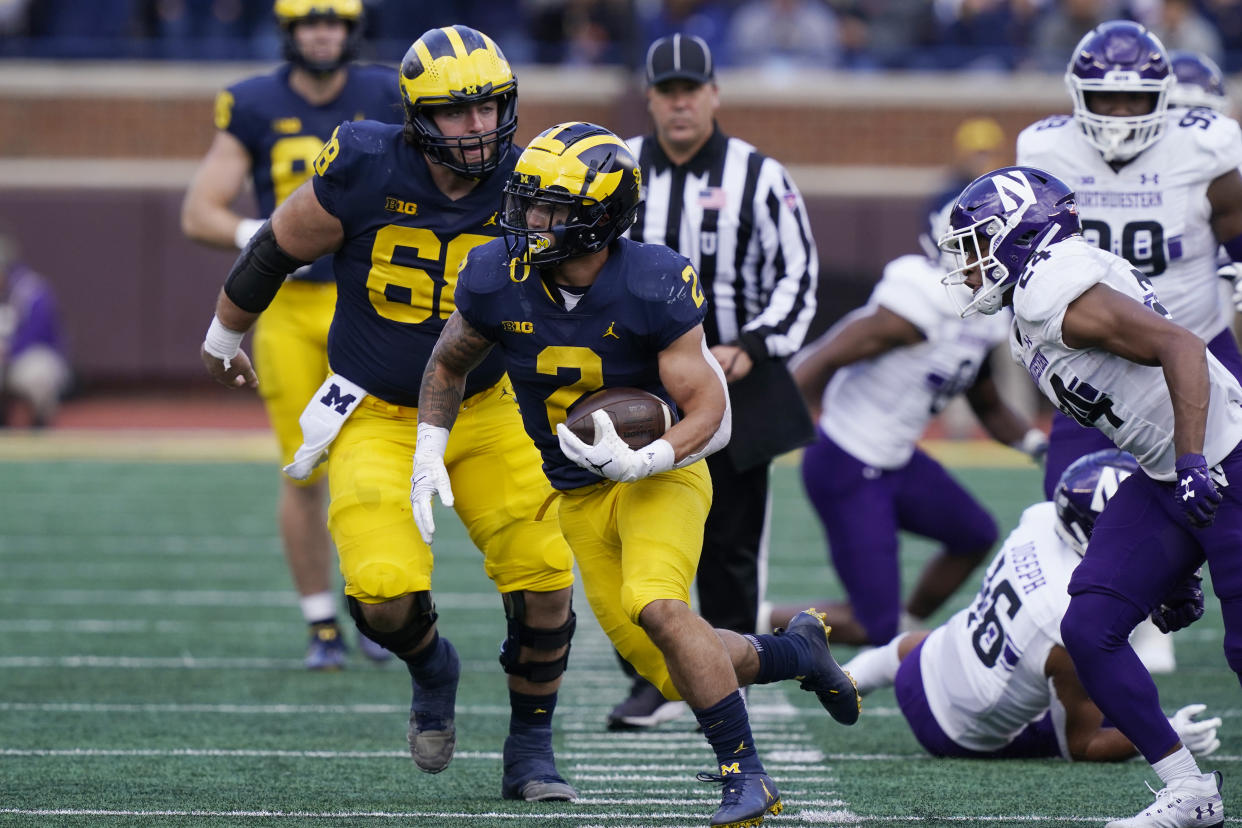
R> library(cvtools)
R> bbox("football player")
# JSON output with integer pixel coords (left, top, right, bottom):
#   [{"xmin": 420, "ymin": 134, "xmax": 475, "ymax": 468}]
[
  {"xmin": 198, "ymin": 26, "xmax": 580, "ymax": 803},
  {"xmin": 181, "ymin": 0, "xmax": 401, "ymax": 669},
  {"xmin": 939, "ymin": 165, "xmax": 1242, "ymax": 827},
  {"xmin": 1168, "ymin": 51, "xmax": 1229, "ymax": 114},
  {"xmin": 767, "ymin": 204, "xmax": 1045, "ymax": 646},
  {"xmin": 413, "ymin": 122, "xmax": 861, "ymax": 828},
  {"xmin": 1015, "ymin": 21, "xmax": 1242, "ymax": 503},
  {"xmin": 845, "ymin": 449, "xmax": 1222, "ymax": 764}
]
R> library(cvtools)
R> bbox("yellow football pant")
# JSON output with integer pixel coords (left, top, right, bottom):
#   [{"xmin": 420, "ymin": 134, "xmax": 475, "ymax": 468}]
[
  {"xmin": 555, "ymin": 462, "xmax": 712, "ymax": 701},
  {"xmin": 329, "ymin": 379, "xmax": 575, "ymax": 603}
]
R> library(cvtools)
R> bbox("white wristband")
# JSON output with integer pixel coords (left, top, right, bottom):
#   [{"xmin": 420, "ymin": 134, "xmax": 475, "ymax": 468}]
[
  {"xmin": 234, "ymin": 218, "xmax": 265, "ymax": 250},
  {"xmin": 1015, "ymin": 427, "xmax": 1049, "ymax": 460},
  {"xmin": 203, "ymin": 316, "xmax": 245, "ymax": 369},
  {"xmin": 642, "ymin": 438, "xmax": 677, "ymax": 476},
  {"xmin": 416, "ymin": 422, "xmax": 451, "ymax": 460}
]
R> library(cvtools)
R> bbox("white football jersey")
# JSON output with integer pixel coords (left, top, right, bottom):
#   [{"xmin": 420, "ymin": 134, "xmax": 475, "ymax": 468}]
[
  {"xmin": 821, "ymin": 255, "xmax": 1010, "ymax": 469},
  {"xmin": 1009, "ymin": 237, "xmax": 1242, "ymax": 480},
  {"xmin": 1017, "ymin": 108, "xmax": 1242, "ymax": 341},
  {"xmin": 920, "ymin": 502, "xmax": 1078, "ymax": 755}
]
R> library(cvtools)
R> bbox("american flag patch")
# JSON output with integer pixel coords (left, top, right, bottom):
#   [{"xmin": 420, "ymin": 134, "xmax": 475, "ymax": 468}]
[
  {"xmin": 783, "ymin": 192, "xmax": 799, "ymax": 212},
  {"xmin": 698, "ymin": 187, "xmax": 727, "ymax": 209}
]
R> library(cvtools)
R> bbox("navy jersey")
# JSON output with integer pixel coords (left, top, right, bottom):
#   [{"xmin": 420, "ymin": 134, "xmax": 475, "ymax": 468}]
[
  {"xmin": 455, "ymin": 237, "xmax": 708, "ymax": 489},
  {"xmin": 217, "ymin": 63, "xmax": 401, "ymax": 283},
  {"xmin": 312, "ymin": 119, "xmax": 512, "ymax": 405}
]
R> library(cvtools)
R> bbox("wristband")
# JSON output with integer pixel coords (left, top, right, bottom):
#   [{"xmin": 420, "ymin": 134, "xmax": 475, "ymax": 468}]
[
  {"xmin": 203, "ymin": 315, "xmax": 245, "ymax": 369},
  {"xmin": 416, "ymin": 422, "xmax": 450, "ymax": 460},
  {"xmin": 1015, "ymin": 427, "xmax": 1048, "ymax": 459},
  {"xmin": 644, "ymin": 438, "xmax": 677, "ymax": 475},
  {"xmin": 234, "ymin": 218, "xmax": 265, "ymax": 250}
]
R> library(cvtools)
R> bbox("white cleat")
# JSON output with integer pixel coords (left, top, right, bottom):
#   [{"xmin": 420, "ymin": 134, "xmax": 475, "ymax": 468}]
[{"xmin": 1105, "ymin": 771, "xmax": 1223, "ymax": 827}]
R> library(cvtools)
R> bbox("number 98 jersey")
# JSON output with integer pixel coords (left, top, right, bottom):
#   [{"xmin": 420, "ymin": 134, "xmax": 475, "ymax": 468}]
[
  {"xmin": 217, "ymin": 64, "xmax": 402, "ymax": 283},
  {"xmin": 1017, "ymin": 107, "xmax": 1242, "ymax": 341},
  {"xmin": 311, "ymin": 119, "xmax": 512, "ymax": 405},
  {"xmin": 918, "ymin": 502, "xmax": 1079, "ymax": 755}
]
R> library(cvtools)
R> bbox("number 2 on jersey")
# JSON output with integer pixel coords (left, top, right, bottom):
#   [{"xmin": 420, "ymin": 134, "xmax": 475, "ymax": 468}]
[
  {"xmin": 536, "ymin": 346, "xmax": 604, "ymax": 435},
  {"xmin": 367, "ymin": 228, "xmax": 493, "ymax": 324}
]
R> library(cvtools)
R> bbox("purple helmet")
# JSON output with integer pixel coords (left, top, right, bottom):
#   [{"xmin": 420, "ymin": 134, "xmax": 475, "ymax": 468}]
[
  {"xmin": 1169, "ymin": 50, "xmax": 1228, "ymax": 113},
  {"xmin": 937, "ymin": 166, "xmax": 1082, "ymax": 316},
  {"xmin": 1054, "ymin": 449, "xmax": 1139, "ymax": 556},
  {"xmin": 1065, "ymin": 20, "xmax": 1173, "ymax": 161}
]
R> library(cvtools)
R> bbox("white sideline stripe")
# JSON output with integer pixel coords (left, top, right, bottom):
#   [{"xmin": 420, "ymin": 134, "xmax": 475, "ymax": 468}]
[
  {"xmin": 0, "ymin": 811, "xmax": 1116, "ymax": 825},
  {"xmin": 0, "ymin": 702, "xmax": 513, "ymax": 715},
  {"xmin": 0, "ymin": 589, "xmax": 500, "ymax": 609}
]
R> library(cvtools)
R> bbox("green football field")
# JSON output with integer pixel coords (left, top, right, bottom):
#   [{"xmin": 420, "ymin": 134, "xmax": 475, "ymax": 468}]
[{"xmin": 0, "ymin": 444, "xmax": 1238, "ymax": 827}]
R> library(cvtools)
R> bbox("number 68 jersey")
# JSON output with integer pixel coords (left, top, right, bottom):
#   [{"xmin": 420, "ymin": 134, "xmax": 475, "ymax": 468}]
[
  {"xmin": 311, "ymin": 119, "xmax": 512, "ymax": 406},
  {"xmin": 918, "ymin": 502, "xmax": 1079, "ymax": 755},
  {"xmin": 1017, "ymin": 107, "xmax": 1242, "ymax": 341}
]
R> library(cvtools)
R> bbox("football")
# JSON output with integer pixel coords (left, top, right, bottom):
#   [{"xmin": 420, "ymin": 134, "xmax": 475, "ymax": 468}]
[{"xmin": 564, "ymin": 387, "xmax": 678, "ymax": 450}]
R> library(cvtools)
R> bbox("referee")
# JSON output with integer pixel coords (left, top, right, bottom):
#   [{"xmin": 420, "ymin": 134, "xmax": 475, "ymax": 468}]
[{"xmin": 607, "ymin": 33, "xmax": 820, "ymax": 729}]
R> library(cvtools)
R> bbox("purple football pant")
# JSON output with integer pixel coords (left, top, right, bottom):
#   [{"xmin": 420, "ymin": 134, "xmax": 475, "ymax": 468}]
[
  {"xmin": 1062, "ymin": 442, "xmax": 1242, "ymax": 763},
  {"xmin": 894, "ymin": 638, "xmax": 1061, "ymax": 758},
  {"xmin": 800, "ymin": 431, "xmax": 998, "ymax": 644},
  {"xmin": 1043, "ymin": 329, "xmax": 1242, "ymax": 499}
]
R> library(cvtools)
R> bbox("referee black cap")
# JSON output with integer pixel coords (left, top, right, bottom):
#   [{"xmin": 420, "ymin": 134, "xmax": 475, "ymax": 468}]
[{"xmin": 645, "ymin": 34, "xmax": 714, "ymax": 86}]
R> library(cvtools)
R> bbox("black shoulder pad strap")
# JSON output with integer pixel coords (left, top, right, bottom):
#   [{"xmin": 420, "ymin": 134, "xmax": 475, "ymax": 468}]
[{"xmin": 223, "ymin": 221, "xmax": 311, "ymax": 313}]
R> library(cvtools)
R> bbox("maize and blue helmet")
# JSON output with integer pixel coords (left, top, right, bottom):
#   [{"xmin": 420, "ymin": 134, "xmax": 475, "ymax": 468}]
[
  {"xmin": 501, "ymin": 122, "xmax": 642, "ymax": 266},
  {"xmin": 274, "ymin": 0, "xmax": 364, "ymax": 76},
  {"xmin": 938, "ymin": 166, "xmax": 1082, "ymax": 316},
  {"xmin": 1168, "ymin": 50, "xmax": 1228, "ymax": 113},
  {"xmin": 399, "ymin": 26, "xmax": 518, "ymax": 178},
  {"xmin": 1065, "ymin": 20, "xmax": 1173, "ymax": 162},
  {"xmin": 1054, "ymin": 449, "xmax": 1140, "ymax": 556}
]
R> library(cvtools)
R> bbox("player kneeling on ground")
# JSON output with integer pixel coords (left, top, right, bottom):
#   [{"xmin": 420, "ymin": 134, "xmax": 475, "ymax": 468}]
[{"xmin": 846, "ymin": 449, "xmax": 1221, "ymax": 766}]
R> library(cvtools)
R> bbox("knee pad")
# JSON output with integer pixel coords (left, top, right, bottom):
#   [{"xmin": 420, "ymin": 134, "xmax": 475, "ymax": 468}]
[
  {"xmin": 347, "ymin": 592, "xmax": 437, "ymax": 655},
  {"xmin": 1061, "ymin": 592, "xmax": 1135, "ymax": 657},
  {"xmin": 498, "ymin": 590, "xmax": 576, "ymax": 683}
]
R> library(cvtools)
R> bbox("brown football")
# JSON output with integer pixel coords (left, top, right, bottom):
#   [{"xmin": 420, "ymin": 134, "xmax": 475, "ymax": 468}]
[{"xmin": 564, "ymin": 387, "xmax": 678, "ymax": 450}]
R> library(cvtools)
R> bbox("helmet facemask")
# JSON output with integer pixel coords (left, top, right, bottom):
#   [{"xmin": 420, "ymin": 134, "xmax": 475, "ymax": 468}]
[
  {"xmin": 938, "ymin": 215, "xmax": 1013, "ymax": 317},
  {"xmin": 501, "ymin": 179, "xmax": 616, "ymax": 265},
  {"xmin": 278, "ymin": 1, "xmax": 363, "ymax": 77},
  {"xmin": 408, "ymin": 90, "xmax": 517, "ymax": 178},
  {"xmin": 1067, "ymin": 74, "xmax": 1171, "ymax": 161}
]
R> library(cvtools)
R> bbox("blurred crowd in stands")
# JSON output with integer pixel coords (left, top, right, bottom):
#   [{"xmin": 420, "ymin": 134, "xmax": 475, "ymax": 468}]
[{"xmin": 4, "ymin": 0, "xmax": 1242, "ymax": 73}]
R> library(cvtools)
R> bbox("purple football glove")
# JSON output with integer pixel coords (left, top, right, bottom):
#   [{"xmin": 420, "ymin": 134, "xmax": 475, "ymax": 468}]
[
  {"xmin": 1151, "ymin": 571, "xmax": 1205, "ymax": 634},
  {"xmin": 1174, "ymin": 453, "xmax": 1222, "ymax": 529}
]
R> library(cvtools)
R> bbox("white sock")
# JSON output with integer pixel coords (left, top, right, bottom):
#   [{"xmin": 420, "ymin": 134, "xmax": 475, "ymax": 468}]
[
  {"xmin": 843, "ymin": 634, "xmax": 905, "ymax": 696},
  {"xmin": 300, "ymin": 591, "xmax": 337, "ymax": 625},
  {"xmin": 1153, "ymin": 746, "xmax": 1201, "ymax": 787}
]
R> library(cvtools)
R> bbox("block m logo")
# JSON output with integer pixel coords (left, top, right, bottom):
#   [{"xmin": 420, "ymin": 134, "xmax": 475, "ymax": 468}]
[{"xmin": 319, "ymin": 383, "xmax": 357, "ymax": 415}]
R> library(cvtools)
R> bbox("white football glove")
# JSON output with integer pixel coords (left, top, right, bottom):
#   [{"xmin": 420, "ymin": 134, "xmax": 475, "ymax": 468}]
[
  {"xmin": 410, "ymin": 423, "xmax": 454, "ymax": 545},
  {"xmin": 1168, "ymin": 703, "xmax": 1222, "ymax": 757},
  {"xmin": 556, "ymin": 409, "xmax": 675, "ymax": 483}
]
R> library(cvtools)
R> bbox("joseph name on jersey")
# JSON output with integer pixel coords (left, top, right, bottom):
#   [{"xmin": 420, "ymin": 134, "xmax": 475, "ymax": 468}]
[
  {"xmin": 822, "ymin": 254, "xmax": 1010, "ymax": 469},
  {"xmin": 218, "ymin": 63, "xmax": 401, "ymax": 283},
  {"xmin": 454, "ymin": 237, "xmax": 707, "ymax": 490},
  {"xmin": 1017, "ymin": 107, "xmax": 1242, "ymax": 341},
  {"xmin": 919, "ymin": 502, "xmax": 1078, "ymax": 756},
  {"xmin": 1009, "ymin": 237, "xmax": 1242, "ymax": 479},
  {"xmin": 311, "ymin": 120, "xmax": 511, "ymax": 405}
]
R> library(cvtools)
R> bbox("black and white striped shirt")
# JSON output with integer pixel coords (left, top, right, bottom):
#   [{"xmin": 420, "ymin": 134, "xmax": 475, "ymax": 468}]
[{"xmin": 625, "ymin": 126, "xmax": 818, "ymax": 359}]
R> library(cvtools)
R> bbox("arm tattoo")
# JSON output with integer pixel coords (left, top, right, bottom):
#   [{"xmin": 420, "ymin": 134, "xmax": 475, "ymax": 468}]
[{"xmin": 419, "ymin": 312, "xmax": 495, "ymax": 428}]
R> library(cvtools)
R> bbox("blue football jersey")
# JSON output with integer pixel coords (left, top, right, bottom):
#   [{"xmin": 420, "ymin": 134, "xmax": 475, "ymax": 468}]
[
  {"xmin": 311, "ymin": 119, "xmax": 513, "ymax": 406},
  {"xmin": 217, "ymin": 63, "xmax": 402, "ymax": 282},
  {"xmin": 455, "ymin": 236, "xmax": 708, "ymax": 490}
]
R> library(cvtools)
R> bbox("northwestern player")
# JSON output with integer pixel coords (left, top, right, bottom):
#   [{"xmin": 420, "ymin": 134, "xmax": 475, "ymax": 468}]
[
  {"xmin": 198, "ymin": 26, "xmax": 580, "ymax": 802},
  {"xmin": 768, "ymin": 206, "xmax": 1044, "ymax": 645},
  {"xmin": 845, "ymin": 450, "xmax": 1222, "ymax": 764},
  {"xmin": 939, "ymin": 165, "xmax": 1242, "ymax": 827},
  {"xmin": 1016, "ymin": 20, "xmax": 1242, "ymax": 501},
  {"xmin": 181, "ymin": 0, "xmax": 400, "ymax": 669},
  {"xmin": 413, "ymin": 122, "xmax": 861, "ymax": 828}
]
